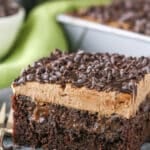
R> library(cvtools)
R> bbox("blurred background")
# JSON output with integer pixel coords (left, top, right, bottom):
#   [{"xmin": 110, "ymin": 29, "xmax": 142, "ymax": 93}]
[
  {"xmin": 1, "ymin": 0, "xmax": 104, "ymax": 89},
  {"xmin": 17, "ymin": 0, "xmax": 53, "ymax": 12}
]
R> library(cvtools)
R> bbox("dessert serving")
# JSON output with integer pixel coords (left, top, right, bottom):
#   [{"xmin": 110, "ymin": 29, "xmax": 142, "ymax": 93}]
[
  {"xmin": 12, "ymin": 50, "xmax": 150, "ymax": 149},
  {"xmin": 70, "ymin": 0, "xmax": 150, "ymax": 36}
]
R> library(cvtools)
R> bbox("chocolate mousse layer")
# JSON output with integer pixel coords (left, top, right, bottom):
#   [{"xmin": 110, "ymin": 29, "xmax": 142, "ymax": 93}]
[{"xmin": 12, "ymin": 50, "xmax": 150, "ymax": 149}]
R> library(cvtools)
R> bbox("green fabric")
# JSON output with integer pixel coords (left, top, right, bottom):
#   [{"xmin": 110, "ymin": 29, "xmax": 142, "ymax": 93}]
[{"xmin": 0, "ymin": 0, "xmax": 111, "ymax": 89}]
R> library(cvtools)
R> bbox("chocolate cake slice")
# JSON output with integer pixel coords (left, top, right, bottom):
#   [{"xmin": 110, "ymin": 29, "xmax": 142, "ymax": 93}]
[{"xmin": 12, "ymin": 50, "xmax": 150, "ymax": 149}]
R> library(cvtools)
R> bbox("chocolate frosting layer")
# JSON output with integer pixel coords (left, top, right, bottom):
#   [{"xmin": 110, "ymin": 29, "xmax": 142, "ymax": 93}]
[{"xmin": 13, "ymin": 49, "xmax": 150, "ymax": 94}]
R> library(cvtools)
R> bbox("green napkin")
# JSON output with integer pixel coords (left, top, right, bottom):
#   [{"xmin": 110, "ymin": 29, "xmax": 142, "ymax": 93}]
[{"xmin": 0, "ymin": 0, "xmax": 111, "ymax": 89}]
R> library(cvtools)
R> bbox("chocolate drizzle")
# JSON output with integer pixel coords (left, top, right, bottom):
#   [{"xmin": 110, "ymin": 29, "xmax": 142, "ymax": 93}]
[{"xmin": 13, "ymin": 49, "xmax": 150, "ymax": 94}]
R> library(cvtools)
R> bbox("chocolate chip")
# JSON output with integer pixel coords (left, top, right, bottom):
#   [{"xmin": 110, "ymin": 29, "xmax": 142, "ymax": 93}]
[
  {"xmin": 119, "ymin": 11, "xmax": 136, "ymax": 22},
  {"xmin": 110, "ymin": 114, "xmax": 120, "ymax": 122},
  {"xmin": 121, "ymin": 84, "xmax": 130, "ymax": 92},
  {"xmin": 143, "ymin": 105, "xmax": 150, "ymax": 113},
  {"xmin": 86, "ymin": 65, "xmax": 92, "ymax": 73},
  {"xmin": 41, "ymin": 73, "xmax": 49, "ymax": 80},
  {"xmin": 142, "ymin": 58, "xmax": 148, "ymax": 66},
  {"xmin": 120, "ymin": 69, "xmax": 125, "ymax": 77},
  {"xmin": 49, "ymin": 75, "xmax": 57, "ymax": 82},
  {"xmin": 79, "ymin": 64, "xmax": 86, "ymax": 70},
  {"xmin": 55, "ymin": 71, "xmax": 61, "ymax": 78},
  {"xmin": 66, "ymin": 61, "xmax": 73, "ymax": 69},
  {"xmin": 36, "ymin": 67, "xmax": 46, "ymax": 75},
  {"xmin": 74, "ymin": 55, "xmax": 81, "ymax": 62},
  {"xmin": 60, "ymin": 66, "xmax": 65, "ymax": 72},
  {"xmin": 142, "ymin": 66, "xmax": 150, "ymax": 73},
  {"xmin": 77, "ymin": 50, "xmax": 84, "ymax": 55},
  {"xmin": 17, "ymin": 76, "xmax": 25, "ymax": 84},
  {"xmin": 26, "ymin": 74, "xmax": 34, "ymax": 81},
  {"xmin": 38, "ymin": 117, "xmax": 45, "ymax": 124},
  {"xmin": 76, "ymin": 79, "xmax": 86, "ymax": 85}
]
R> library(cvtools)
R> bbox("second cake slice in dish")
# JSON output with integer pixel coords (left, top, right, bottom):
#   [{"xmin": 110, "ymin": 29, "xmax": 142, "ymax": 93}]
[{"xmin": 12, "ymin": 50, "xmax": 150, "ymax": 149}]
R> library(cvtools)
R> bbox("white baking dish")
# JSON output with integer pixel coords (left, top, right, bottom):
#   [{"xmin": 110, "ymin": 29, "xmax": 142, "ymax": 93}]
[
  {"xmin": 57, "ymin": 14, "xmax": 150, "ymax": 57},
  {"xmin": 0, "ymin": 8, "xmax": 25, "ymax": 59}
]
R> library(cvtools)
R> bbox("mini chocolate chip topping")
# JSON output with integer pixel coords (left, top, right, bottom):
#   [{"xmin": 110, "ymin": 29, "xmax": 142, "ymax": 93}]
[
  {"xmin": 13, "ymin": 49, "xmax": 150, "ymax": 94},
  {"xmin": 70, "ymin": 0, "xmax": 150, "ymax": 36}
]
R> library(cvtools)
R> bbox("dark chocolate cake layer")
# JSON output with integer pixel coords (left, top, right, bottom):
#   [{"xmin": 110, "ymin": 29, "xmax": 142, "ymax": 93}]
[
  {"xmin": 13, "ymin": 50, "xmax": 150, "ymax": 94},
  {"xmin": 70, "ymin": 0, "xmax": 150, "ymax": 36},
  {"xmin": 12, "ymin": 95, "xmax": 150, "ymax": 150}
]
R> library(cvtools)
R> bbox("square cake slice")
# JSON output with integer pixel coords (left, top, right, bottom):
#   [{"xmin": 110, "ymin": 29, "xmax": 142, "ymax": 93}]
[{"xmin": 12, "ymin": 50, "xmax": 150, "ymax": 149}]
